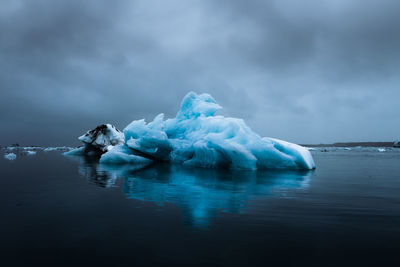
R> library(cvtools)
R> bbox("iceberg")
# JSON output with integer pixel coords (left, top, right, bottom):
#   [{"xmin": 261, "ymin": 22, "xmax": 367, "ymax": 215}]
[
  {"xmin": 67, "ymin": 92, "xmax": 315, "ymax": 170},
  {"xmin": 107, "ymin": 92, "xmax": 315, "ymax": 170}
]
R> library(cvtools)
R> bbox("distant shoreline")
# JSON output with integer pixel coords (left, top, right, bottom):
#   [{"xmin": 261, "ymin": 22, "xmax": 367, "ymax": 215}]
[
  {"xmin": 301, "ymin": 142, "xmax": 396, "ymax": 147},
  {"xmin": 1, "ymin": 142, "xmax": 398, "ymax": 148}
]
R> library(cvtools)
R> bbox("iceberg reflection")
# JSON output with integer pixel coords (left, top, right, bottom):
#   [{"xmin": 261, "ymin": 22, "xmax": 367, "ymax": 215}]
[{"xmin": 72, "ymin": 156, "xmax": 313, "ymax": 228}]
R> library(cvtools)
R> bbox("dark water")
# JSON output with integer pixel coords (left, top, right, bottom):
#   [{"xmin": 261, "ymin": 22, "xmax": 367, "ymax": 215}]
[{"xmin": 1, "ymin": 148, "xmax": 400, "ymax": 266}]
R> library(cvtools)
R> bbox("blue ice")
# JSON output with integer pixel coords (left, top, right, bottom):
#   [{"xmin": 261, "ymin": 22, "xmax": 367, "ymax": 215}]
[{"xmin": 118, "ymin": 92, "xmax": 315, "ymax": 170}]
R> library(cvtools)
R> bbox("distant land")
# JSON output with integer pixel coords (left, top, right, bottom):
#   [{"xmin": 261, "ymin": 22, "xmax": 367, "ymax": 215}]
[
  {"xmin": 1, "ymin": 142, "xmax": 399, "ymax": 148},
  {"xmin": 301, "ymin": 142, "xmax": 396, "ymax": 147}
]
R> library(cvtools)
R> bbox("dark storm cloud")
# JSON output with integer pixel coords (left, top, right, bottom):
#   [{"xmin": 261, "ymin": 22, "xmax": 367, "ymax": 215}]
[{"xmin": 0, "ymin": 0, "xmax": 399, "ymax": 145}]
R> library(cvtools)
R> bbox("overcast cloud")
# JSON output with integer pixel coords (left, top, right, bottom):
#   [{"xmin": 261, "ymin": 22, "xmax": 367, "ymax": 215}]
[{"xmin": 1, "ymin": 0, "xmax": 399, "ymax": 146}]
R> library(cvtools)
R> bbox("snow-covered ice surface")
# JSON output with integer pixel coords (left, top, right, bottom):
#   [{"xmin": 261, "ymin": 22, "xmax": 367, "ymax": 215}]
[{"xmin": 4, "ymin": 153, "xmax": 16, "ymax": 160}]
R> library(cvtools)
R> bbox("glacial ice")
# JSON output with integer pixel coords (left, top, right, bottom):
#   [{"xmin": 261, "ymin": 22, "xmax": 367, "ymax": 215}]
[
  {"xmin": 67, "ymin": 92, "xmax": 315, "ymax": 170},
  {"xmin": 99, "ymin": 144, "xmax": 152, "ymax": 166},
  {"xmin": 106, "ymin": 92, "xmax": 315, "ymax": 170}
]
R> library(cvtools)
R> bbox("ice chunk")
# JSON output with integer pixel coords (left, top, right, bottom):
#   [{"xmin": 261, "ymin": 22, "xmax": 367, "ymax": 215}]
[
  {"xmin": 63, "ymin": 147, "xmax": 85, "ymax": 156},
  {"xmin": 100, "ymin": 145, "xmax": 152, "ymax": 166},
  {"xmin": 79, "ymin": 124, "xmax": 124, "ymax": 153},
  {"xmin": 25, "ymin": 151, "xmax": 37, "ymax": 155},
  {"xmin": 176, "ymin": 92, "xmax": 222, "ymax": 119},
  {"xmin": 23, "ymin": 146, "xmax": 42, "ymax": 150},
  {"xmin": 44, "ymin": 146, "xmax": 73, "ymax": 152},
  {"xmin": 123, "ymin": 92, "xmax": 315, "ymax": 170},
  {"xmin": 43, "ymin": 147, "xmax": 58, "ymax": 152},
  {"xmin": 4, "ymin": 153, "xmax": 16, "ymax": 160},
  {"xmin": 67, "ymin": 124, "xmax": 125, "ymax": 157},
  {"xmin": 267, "ymin": 138, "xmax": 315, "ymax": 170},
  {"xmin": 124, "ymin": 114, "xmax": 172, "ymax": 161},
  {"xmin": 394, "ymin": 140, "xmax": 400, "ymax": 148}
]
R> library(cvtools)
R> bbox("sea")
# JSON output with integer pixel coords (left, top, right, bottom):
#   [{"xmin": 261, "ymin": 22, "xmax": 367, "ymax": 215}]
[{"xmin": 1, "ymin": 146, "xmax": 399, "ymax": 266}]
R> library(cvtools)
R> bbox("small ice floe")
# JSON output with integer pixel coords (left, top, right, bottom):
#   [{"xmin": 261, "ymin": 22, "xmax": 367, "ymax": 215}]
[
  {"xmin": 4, "ymin": 153, "xmax": 17, "ymax": 160},
  {"xmin": 343, "ymin": 147, "xmax": 352, "ymax": 151},
  {"xmin": 305, "ymin": 147, "xmax": 316, "ymax": 151},
  {"xmin": 43, "ymin": 147, "xmax": 57, "ymax": 152},
  {"xmin": 43, "ymin": 146, "xmax": 73, "ymax": 152},
  {"xmin": 378, "ymin": 148, "xmax": 386, "ymax": 152},
  {"xmin": 393, "ymin": 140, "xmax": 400, "ymax": 148},
  {"xmin": 24, "ymin": 151, "xmax": 37, "ymax": 155},
  {"xmin": 23, "ymin": 146, "xmax": 42, "ymax": 150}
]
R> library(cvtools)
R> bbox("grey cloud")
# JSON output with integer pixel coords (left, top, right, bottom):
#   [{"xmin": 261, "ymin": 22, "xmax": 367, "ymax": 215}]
[{"xmin": 0, "ymin": 0, "xmax": 399, "ymax": 146}]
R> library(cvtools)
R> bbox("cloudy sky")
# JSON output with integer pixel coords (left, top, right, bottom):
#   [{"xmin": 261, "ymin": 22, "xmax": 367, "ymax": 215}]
[{"xmin": 1, "ymin": 0, "xmax": 399, "ymax": 146}]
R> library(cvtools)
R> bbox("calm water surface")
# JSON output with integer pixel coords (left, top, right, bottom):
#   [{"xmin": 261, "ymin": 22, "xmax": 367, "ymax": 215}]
[{"xmin": 1, "ymin": 148, "xmax": 400, "ymax": 266}]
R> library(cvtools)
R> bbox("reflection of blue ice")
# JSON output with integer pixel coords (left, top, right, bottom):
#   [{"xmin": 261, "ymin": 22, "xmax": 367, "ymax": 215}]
[
  {"xmin": 120, "ymin": 165, "xmax": 312, "ymax": 227},
  {"xmin": 69, "ymin": 155, "xmax": 313, "ymax": 228}
]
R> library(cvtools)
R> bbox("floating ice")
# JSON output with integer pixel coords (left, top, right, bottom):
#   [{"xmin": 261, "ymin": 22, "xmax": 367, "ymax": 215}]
[
  {"xmin": 79, "ymin": 124, "xmax": 124, "ymax": 152},
  {"xmin": 23, "ymin": 146, "xmax": 42, "ymax": 150},
  {"xmin": 68, "ymin": 92, "xmax": 315, "ymax": 170},
  {"xmin": 99, "ymin": 144, "xmax": 152, "ymax": 166},
  {"xmin": 25, "ymin": 151, "xmax": 37, "ymax": 155},
  {"xmin": 118, "ymin": 92, "xmax": 315, "ymax": 170},
  {"xmin": 4, "ymin": 153, "xmax": 16, "ymax": 160},
  {"xmin": 63, "ymin": 146, "xmax": 85, "ymax": 156},
  {"xmin": 65, "ymin": 124, "xmax": 150, "ymax": 169},
  {"xmin": 66, "ymin": 124, "xmax": 124, "ymax": 156},
  {"xmin": 44, "ymin": 146, "xmax": 73, "ymax": 152},
  {"xmin": 394, "ymin": 140, "xmax": 400, "ymax": 148}
]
